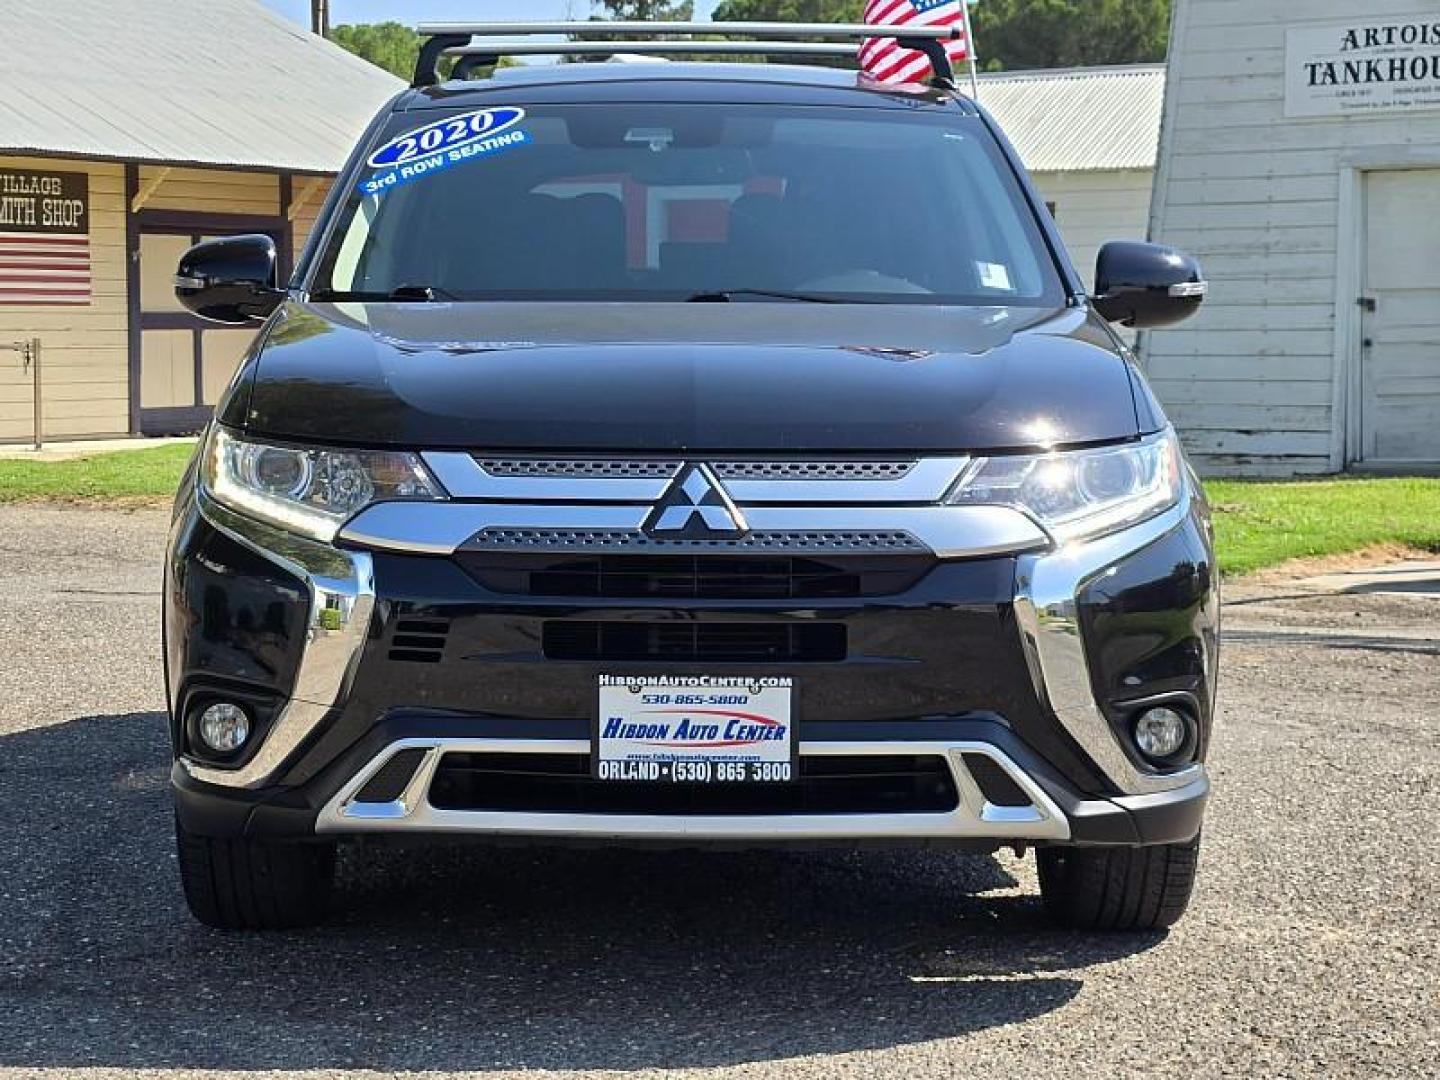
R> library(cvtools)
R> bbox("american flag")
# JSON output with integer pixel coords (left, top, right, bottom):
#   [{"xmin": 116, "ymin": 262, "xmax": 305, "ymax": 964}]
[
  {"xmin": 0, "ymin": 231, "xmax": 92, "ymax": 306},
  {"xmin": 860, "ymin": 0, "xmax": 973, "ymax": 86}
]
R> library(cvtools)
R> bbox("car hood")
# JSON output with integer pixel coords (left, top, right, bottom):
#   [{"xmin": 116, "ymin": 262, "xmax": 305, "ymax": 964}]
[{"xmin": 240, "ymin": 300, "xmax": 1140, "ymax": 452}]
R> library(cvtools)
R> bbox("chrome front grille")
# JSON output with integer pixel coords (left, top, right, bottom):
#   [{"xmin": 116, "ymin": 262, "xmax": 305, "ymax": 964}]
[
  {"xmin": 423, "ymin": 452, "xmax": 969, "ymax": 506},
  {"xmin": 476, "ymin": 458, "xmax": 681, "ymax": 478},
  {"xmin": 711, "ymin": 460, "xmax": 915, "ymax": 481},
  {"xmin": 346, "ymin": 454, "xmax": 1049, "ymax": 559},
  {"xmin": 470, "ymin": 458, "xmax": 918, "ymax": 482},
  {"xmin": 463, "ymin": 528, "xmax": 927, "ymax": 553}
]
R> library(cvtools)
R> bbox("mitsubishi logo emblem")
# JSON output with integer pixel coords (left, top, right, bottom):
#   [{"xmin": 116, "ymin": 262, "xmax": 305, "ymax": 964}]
[{"xmin": 643, "ymin": 464, "xmax": 749, "ymax": 540}]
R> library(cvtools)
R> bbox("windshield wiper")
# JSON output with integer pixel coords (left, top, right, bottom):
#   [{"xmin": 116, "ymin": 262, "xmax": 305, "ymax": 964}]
[
  {"xmin": 685, "ymin": 288, "xmax": 852, "ymax": 304},
  {"xmin": 311, "ymin": 284, "xmax": 461, "ymax": 302}
]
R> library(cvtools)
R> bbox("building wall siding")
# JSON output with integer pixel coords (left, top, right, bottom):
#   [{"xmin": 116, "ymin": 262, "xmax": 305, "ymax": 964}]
[
  {"xmin": 0, "ymin": 155, "xmax": 129, "ymax": 442},
  {"xmin": 1146, "ymin": 0, "xmax": 1440, "ymax": 476},
  {"xmin": 1, "ymin": 159, "xmax": 331, "ymax": 443},
  {"xmin": 288, "ymin": 175, "xmax": 333, "ymax": 261},
  {"xmin": 1033, "ymin": 169, "xmax": 1156, "ymax": 291},
  {"xmin": 139, "ymin": 166, "xmax": 280, "ymax": 219}
]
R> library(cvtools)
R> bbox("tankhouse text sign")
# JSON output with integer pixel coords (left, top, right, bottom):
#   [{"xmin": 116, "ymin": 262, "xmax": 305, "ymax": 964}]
[
  {"xmin": 0, "ymin": 168, "xmax": 91, "ymax": 306},
  {"xmin": 1287, "ymin": 19, "xmax": 1440, "ymax": 118}
]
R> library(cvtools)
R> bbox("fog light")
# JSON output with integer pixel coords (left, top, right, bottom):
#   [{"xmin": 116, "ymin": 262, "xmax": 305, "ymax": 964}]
[
  {"xmin": 1133, "ymin": 706, "xmax": 1189, "ymax": 762},
  {"xmin": 198, "ymin": 703, "xmax": 251, "ymax": 754}
]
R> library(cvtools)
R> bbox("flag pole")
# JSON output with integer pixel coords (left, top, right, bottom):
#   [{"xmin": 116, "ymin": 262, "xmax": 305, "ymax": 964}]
[{"xmin": 962, "ymin": 0, "xmax": 981, "ymax": 100}]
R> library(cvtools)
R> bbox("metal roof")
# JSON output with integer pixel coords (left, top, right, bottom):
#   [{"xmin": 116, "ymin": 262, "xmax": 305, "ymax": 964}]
[
  {"xmin": 432, "ymin": 59, "xmax": 1162, "ymax": 172},
  {"xmin": 977, "ymin": 64, "xmax": 1165, "ymax": 172},
  {"xmin": 0, "ymin": 0, "xmax": 402, "ymax": 174},
  {"xmin": 0, "ymin": 4, "xmax": 1160, "ymax": 179}
]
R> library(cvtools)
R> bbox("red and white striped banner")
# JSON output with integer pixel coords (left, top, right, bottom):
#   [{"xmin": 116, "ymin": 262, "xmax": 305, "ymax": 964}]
[
  {"xmin": 0, "ymin": 168, "xmax": 91, "ymax": 306},
  {"xmin": 0, "ymin": 231, "xmax": 92, "ymax": 306},
  {"xmin": 860, "ymin": 0, "xmax": 973, "ymax": 86}
]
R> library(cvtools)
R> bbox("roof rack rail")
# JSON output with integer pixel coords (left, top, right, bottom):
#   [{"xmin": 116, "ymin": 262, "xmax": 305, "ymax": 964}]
[{"xmin": 411, "ymin": 21, "xmax": 964, "ymax": 92}]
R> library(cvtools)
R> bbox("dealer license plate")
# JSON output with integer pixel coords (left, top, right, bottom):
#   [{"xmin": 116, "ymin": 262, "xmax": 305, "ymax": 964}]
[{"xmin": 595, "ymin": 674, "xmax": 794, "ymax": 784}]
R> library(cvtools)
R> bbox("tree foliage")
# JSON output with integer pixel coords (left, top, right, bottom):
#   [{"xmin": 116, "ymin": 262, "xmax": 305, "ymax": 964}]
[
  {"xmin": 712, "ymin": 0, "xmax": 860, "ymax": 20},
  {"xmin": 711, "ymin": 0, "xmax": 1172, "ymax": 71},
  {"xmin": 591, "ymin": 0, "xmax": 696, "ymax": 18},
  {"xmin": 969, "ymin": 0, "xmax": 1171, "ymax": 70},
  {"xmin": 578, "ymin": 1, "xmax": 698, "ymax": 62},
  {"xmin": 330, "ymin": 21, "xmax": 517, "ymax": 80},
  {"xmin": 330, "ymin": 22, "xmax": 423, "ymax": 79},
  {"xmin": 710, "ymin": 0, "xmax": 863, "ymax": 64}
]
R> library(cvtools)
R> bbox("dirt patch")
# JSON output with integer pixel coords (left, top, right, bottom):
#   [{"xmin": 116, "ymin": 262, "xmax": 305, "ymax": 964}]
[
  {"xmin": 0, "ymin": 495, "xmax": 172, "ymax": 510},
  {"xmin": 1228, "ymin": 543, "xmax": 1435, "ymax": 586}
]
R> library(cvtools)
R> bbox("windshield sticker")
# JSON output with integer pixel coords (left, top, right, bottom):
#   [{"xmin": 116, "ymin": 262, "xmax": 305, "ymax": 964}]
[
  {"xmin": 359, "ymin": 107, "xmax": 529, "ymax": 197},
  {"xmin": 977, "ymin": 261, "xmax": 1014, "ymax": 292}
]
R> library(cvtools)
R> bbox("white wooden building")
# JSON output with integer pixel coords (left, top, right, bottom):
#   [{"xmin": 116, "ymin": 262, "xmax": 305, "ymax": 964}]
[
  {"xmin": 1147, "ymin": 0, "xmax": 1440, "ymax": 475},
  {"xmin": 982, "ymin": 65, "xmax": 1165, "ymax": 290}
]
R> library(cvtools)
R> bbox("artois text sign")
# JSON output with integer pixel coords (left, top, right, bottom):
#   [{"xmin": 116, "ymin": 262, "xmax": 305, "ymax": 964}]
[{"xmin": 1286, "ymin": 19, "xmax": 1440, "ymax": 118}]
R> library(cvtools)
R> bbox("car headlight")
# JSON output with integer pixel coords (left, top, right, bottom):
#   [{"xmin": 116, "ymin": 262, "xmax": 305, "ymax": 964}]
[
  {"xmin": 947, "ymin": 429, "xmax": 1183, "ymax": 544},
  {"xmin": 203, "ymin": 428, "xmax": 446, "ymax": 542}
]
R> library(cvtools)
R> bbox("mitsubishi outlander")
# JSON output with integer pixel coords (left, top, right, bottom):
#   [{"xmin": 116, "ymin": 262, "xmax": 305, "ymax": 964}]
[{"xmin": 164, "ymin": 22, "xmax": 1218, "ymax": 931}]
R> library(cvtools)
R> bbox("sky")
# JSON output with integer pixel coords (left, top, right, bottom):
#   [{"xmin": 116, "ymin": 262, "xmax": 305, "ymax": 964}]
[{"xmin": 260, "ymin": 1, "xmax": 723, "ymax": 27}]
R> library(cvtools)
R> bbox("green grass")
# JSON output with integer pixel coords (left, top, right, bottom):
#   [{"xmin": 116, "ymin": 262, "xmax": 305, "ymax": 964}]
[
  {"xmin": 1206, "ymin": 476, "xmax": 1440, "ymax": 575},
  {"xmin": 0, "ymin": 444, "xmax": 1436, "ymax": 577},
  {"xmin": 0, "ymin": 443, "xmax": 196, "ymax": 504}
]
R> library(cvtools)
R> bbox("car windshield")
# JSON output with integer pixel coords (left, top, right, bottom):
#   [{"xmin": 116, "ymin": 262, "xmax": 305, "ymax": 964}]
[{"xmin": 310, "ymin": 102, "xmax": 1065, "ymax": 306}]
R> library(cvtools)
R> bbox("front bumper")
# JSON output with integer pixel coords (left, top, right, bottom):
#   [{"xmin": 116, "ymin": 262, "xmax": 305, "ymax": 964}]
[
  {"xmin": 164, "ymin": 481, "xmax": 1217, "ymax": 848},
  {"xmin": 171, "ymin": 716, "xmax": 1209, "ymax": 847}
]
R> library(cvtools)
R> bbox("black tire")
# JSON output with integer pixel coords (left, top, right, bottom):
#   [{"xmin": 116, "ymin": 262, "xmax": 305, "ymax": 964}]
[
  {"xmin": 175, "ymin": 817, "xmax": 337, "ymax": 930},
  {"xmin": 1037, "ymin": 836, "xmax": 1200, "ymax": 931}
]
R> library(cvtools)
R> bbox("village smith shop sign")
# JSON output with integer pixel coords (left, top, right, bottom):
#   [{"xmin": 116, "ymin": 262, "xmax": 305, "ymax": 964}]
[
  {"xmin": 1287, "ymin": 18, "xmax": 1440, "ymax": 117},
  {"xmin": 0, "ymin": 167, "xmax": 91, "ymax": 306}
]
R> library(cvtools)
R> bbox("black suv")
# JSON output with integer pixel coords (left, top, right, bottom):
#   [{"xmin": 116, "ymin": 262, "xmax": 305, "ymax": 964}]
[{"xmin": 164, "ymin": 23, "xmax": 1217, "ymax": 932}]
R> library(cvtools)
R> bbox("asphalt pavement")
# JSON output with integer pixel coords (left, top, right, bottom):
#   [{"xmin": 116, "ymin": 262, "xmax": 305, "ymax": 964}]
[{"xmin": 0, "ymin": 506, "xmax": 1435, "ymax": 1079}]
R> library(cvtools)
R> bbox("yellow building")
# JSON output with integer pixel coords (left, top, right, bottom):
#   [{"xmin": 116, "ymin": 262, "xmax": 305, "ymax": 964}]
[{"xmin": 0, "ymin": 0, "xmax": 399, "ymax": 443}]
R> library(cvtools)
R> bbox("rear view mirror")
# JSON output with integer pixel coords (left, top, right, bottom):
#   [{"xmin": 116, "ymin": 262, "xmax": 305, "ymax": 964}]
[
  {"xmin": 1093, "ymin": 241, "xmax": 1207, "ymax": 329},
  {"xmin": 175, "ymin": 235, "xmax": 284, "ymax": 325}
]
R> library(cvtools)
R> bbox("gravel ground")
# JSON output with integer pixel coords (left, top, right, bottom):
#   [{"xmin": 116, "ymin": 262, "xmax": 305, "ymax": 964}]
[{"xmin": 0, "ymin": 506, "xmax": 1435, "ymax": 1079}]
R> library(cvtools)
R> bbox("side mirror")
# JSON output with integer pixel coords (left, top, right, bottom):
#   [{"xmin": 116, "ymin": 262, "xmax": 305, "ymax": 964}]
[
  {"xmin": 1093, "ymin": 241, "xmax": 1207, "ymax": 329},
  {"xmin": 175, "ymin": 235, "xmax": 284, "ymax": 325}
]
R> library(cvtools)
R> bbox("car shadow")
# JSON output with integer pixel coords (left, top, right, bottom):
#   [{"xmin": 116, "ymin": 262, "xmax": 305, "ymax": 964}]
[{"xmin": 0, "ymin": 712, "xmax": 1164, "ymax": 1072}]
